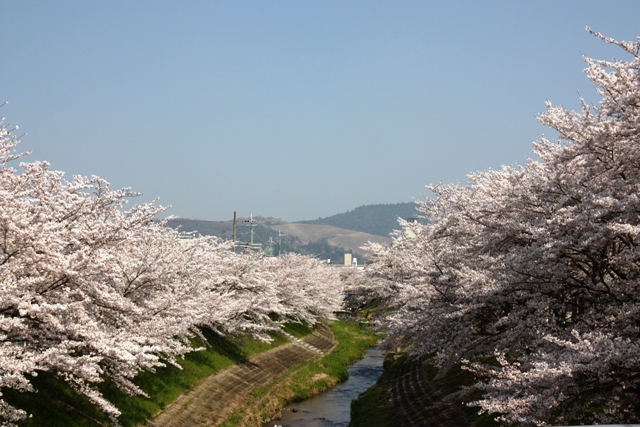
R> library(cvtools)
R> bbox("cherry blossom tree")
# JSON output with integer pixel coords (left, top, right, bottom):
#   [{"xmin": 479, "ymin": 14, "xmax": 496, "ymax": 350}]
[
  {"xmin": 0, "ymin": 117, "xmax": 347, "ymax": 425},
  {"xmin": 0, "ymin": 134, "xmax": 201, "ymax": 422},
  {"xmin": 265, "ymin": 253, "xmax": 346, "ymax": 325},
  {"xmin": 365, "ymin": 29, "xmax": 640, "ymax": 425}
]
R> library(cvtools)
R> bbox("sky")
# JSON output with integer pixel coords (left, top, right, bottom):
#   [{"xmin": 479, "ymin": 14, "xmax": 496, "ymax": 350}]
[{"xmin": 1, "ymin": 1, "xmax": 639, "ymax": 222}]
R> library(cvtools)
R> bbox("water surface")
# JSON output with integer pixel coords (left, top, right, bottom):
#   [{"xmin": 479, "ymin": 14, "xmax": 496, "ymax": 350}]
[{"xmin": 264, "ymin": 346, "xmax": 385, "ymax": 427}]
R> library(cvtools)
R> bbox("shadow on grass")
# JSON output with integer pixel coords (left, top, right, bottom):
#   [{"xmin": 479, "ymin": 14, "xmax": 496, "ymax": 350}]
[
  {"xmin": 3, "ymin": 327, "xmax": 289, "ymax": 427},
  {"xmin": 3, "ymin": 371, "xmax": 111, "ymax": 427}
]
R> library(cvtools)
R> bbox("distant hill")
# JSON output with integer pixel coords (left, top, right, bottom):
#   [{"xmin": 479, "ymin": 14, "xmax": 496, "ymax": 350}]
[
  {"xmin": 165, "ymin": 216, "xmax": 391, "ymax": 264},
  {"xmin": 165, "ymin": 202, "xmax": 417, "ymax": 261},
  {"xmin": 271, "ymin": 222, "xmax": 391, "ymax": 262},
  {"xmin": 297, "ymin": 202, "xmax": 418, "ymax": 237}
]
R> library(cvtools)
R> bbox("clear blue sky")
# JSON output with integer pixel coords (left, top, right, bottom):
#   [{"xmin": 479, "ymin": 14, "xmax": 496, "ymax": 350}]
[{"xmin": 1, "ymin": 1, "xmax": 639, "ymax": 221}]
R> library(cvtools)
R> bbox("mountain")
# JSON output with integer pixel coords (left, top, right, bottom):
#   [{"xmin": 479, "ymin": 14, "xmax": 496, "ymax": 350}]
[
  {"xmin": 297, "ymin": 202, "xmax": 418, "ymax": 237},
  {"xmin": 165, "ymin": 216, "xmax": 391, "ymax": 264},
  {"xmin": 165, "ymin": 203, "xmax": 417, "ymax": 262},
  {"xmin": 271, "ymin": 222, "xmax": 391, "ymax": 262}
]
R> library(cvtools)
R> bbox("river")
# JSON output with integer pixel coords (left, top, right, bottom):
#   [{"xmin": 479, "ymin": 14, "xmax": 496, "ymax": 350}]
[{"xmin": 263, "ymin": 346, "xmax": 385, "ymax": 427}]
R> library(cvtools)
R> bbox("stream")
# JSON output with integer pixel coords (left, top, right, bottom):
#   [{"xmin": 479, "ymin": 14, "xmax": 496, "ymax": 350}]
[{"xmin": 263, "ymin": 346, "xmax": 385, "ymax": 427}]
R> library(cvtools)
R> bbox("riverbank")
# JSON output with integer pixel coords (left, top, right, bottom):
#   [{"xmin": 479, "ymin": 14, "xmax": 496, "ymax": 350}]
[
  {"xmin": 224, "ymin": 321, "xmax": 378, "ymax": 427},
  {"xmin": 4, "ymin": 321, "xmax": 376, "ymax": 427},
  {"xmin": 349, "ymin": 353, "xmax": 500, "ymax": 427},
  {"xmin": 5, "ymin": 323, "xmax": 313, "ymax": 427},
  {"xmin": 149, "ymin": 323, "xmax": 336, "ymax": 427},
  {"xmin": 272, "ymin": 346, "xmax": 385, "ymax": 427}
]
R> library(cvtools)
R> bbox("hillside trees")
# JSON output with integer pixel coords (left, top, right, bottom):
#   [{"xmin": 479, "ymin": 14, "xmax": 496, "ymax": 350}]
[
  {"xmin": 364, "ymin": 30, "xmax": 640, "ymax": 425},
  {"xmin": 0, "ymin": 120, "xmax": 346, "ymax": 426}
]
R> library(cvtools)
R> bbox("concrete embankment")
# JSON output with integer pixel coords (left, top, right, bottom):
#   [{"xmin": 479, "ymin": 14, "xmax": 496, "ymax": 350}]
[
  {"xmin": 350, "ymin": 355, "xmax": 485, "ymax": 427},
  {"xmin": 148, "ymin": 324, "xmax": 335, "ymax": 427},
  {"xmin": 385, "ymin": 357, "xmax": 478, "ymax": 427}
]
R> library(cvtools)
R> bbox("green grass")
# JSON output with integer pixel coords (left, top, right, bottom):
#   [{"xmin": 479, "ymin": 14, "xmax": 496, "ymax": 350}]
[
  {"xmin": 249, "ymin": 386, "xmax": 269, "ymax": 399},
  {"xmin": 4, "ymin": 321, "xmax": 374, "ymax": 427},
  {"xmin": 104, "ymin": 328, "xmax": 289, "ymax": 427},
  {"xmin": 348, "ymin": 381, "xmax": 400, "ymax": 427},
  {"xmin": 281, "ymin": 321, "xmax": 313, "ymax": 338},
  {"xmin": 219, "ymin": 412, "xmax": 243, "ymax": 427},
  {"xmin": 353, "ymin": 298, "xmax": 381, "ymax": 319},
  {"xmin": 3, "ymin": 326, "xmax": 294, "ymax": 427},
  {"xmin": 348, "ymin": 354, "xmax": 403, "ymax": 427},
  {"xmin": 239, "ymin": 320, "xmax": 378, "ymax": 425},
  {"xmin": 2, "ymin": 372, "xmax": 111, "ymax": 427},
  {"xmin": 287, "ymin": 321, "xmax": 378, "ymax": 399},
  {"xmin": 349, "ymin": 353, "xmax": 501, "ymax": 427}
]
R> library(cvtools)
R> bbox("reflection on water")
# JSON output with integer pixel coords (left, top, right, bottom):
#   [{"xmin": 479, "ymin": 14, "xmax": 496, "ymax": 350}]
[{"xmin": 264, "ymin": 347, "xmax": 385, "ymax": 427}]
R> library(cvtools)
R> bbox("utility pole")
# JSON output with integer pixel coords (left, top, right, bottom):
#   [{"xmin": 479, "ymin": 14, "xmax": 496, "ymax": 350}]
[
  {"xmin": 233, "ymin": 213, "xmax": 262, "ymax": 252},
  {"xmin": 232, "ymin": 211, "xmax": 237, "ymax": 253},
  {"xmin": 278, "ymin": 228, "xmax": 286, "ymax": 256},
  {"xmin": 267, "ymin": 237, "xmax": 274, "ymax": 256},
  {"xmin": 246, "ymin": 214, "xmax": 256, "ymax": 246}
]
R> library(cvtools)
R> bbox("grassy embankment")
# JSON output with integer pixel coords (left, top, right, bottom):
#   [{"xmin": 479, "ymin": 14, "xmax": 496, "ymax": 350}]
[
  {"xmin": 3, "ymin": 323, "xmax": 312, "ymax": 427},
  {"xmin": 220, "ymin": 320, "xmax": 378, "ymax": 427}
]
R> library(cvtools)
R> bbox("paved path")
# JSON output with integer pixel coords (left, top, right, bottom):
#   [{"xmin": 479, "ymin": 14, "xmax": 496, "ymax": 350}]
[{"xmin": 148, "ymin": 324, "xmax": 335, "ymax": 427}]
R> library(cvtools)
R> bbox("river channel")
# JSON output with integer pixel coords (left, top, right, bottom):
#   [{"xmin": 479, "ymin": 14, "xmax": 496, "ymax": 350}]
[{"xmin": 263, "ymin": 346, "xmax": 385, "ymax": 427}]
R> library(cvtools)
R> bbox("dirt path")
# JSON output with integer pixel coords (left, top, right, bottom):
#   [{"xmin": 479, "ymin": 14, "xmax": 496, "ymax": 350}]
[{"xmin": 147, "ymin": 324, "xmax": 335, "ymax": 427}]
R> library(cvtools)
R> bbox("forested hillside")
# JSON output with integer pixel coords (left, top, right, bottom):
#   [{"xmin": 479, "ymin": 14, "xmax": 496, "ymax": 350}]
[{"xmin": 297, "ymin": 202, "xmax": 417, "ymax": 237}]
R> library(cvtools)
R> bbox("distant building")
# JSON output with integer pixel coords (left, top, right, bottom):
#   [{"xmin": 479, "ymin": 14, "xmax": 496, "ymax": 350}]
[{"xmin": 344, "ymin": 253, "xmax": 352, "ymax": 266}]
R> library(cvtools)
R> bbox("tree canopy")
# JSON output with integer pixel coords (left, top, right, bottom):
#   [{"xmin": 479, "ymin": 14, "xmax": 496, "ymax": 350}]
[
  {"xmin": 0, "ymin": 121, "xmax": 351, "ymax": 426},
  {"xmin": 365, "ymin": 29, "xmax": 640, "ymax": 426}
]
